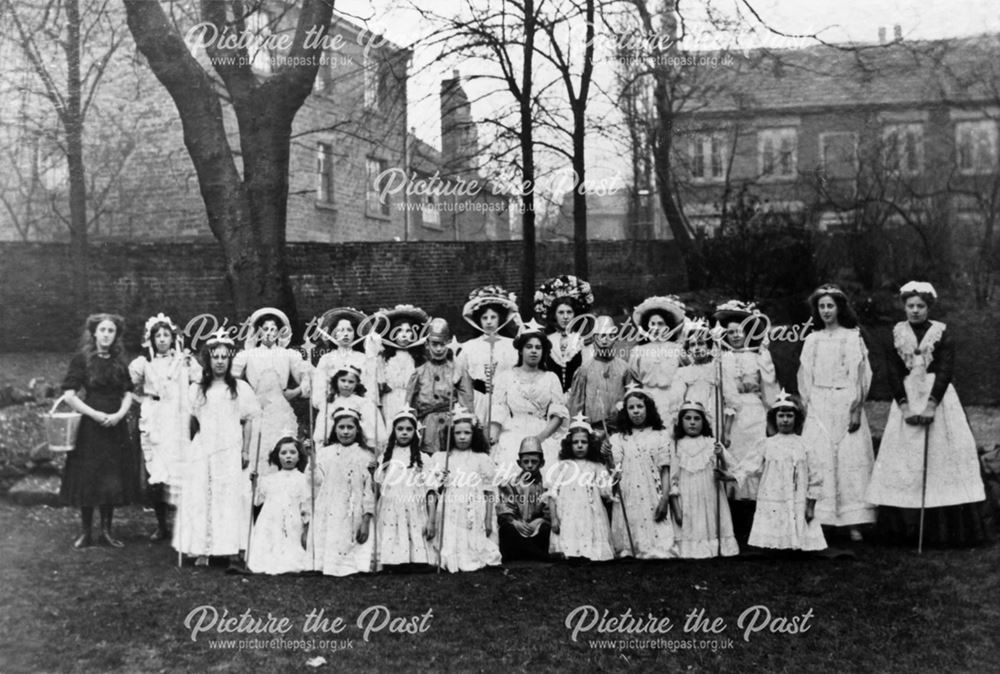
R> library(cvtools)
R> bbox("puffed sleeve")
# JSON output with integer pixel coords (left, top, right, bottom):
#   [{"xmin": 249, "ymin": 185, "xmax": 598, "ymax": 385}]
[
  {"xmin": 733, "ymin": 439, "xmax": 766, "ymax": 488},
  {"xmin": 796, "ymin": 334, "xmax": 816, "ymax": 410},
  {"xmin": 543, "ymin": 372, "xmax": 569, "ymax": 421},
  {"xmin": 929, "ymin": 325, "xmax": 954, "ymax": 403},
  {"xmin": 626, "ymin": 348, "xmax": 643, "ymax": 388},
  {"xmin": 290, "ymin": 349, "xmax": 312, "ymax": 395},
  {"xmin": 596, "ymin": 465, "xmax": 614, "ymax": 500},
  {"xmin": 187, "ymin": 382, "xmax": 203, "ymax": 417},
  {"xmin": 128, "ymin": 356, "xmax": 146, "ymax": 389},
  {"xmin": 62, "ymin": 354, "xmax": 87, "ymax": 392},
  {"xmin": 853, "ymin": 329, "xmax": 873, "ymax": 403},
  {"xmin": 805, "ymin": 440, "xmax": 824, "ymax": 501},
  {"xmin": 721, "ymin": 361, "xmax": 741, "ymax": 417},
  {"xmin": 425, "ymin": 452, "xmax": 445, "ymax": 492},
  {"xmin": 454, "ymin": 365, "xmax": 476, "ymax": 419},
  {"xmin": 185, "ymin": 356, "xmax": 204, "ymax": 384},
  {"xmin": 254, "ymin": 474, "xmax": 268, "ymax": 506},
  {"xmin": 236, "ymin": 380, "xmax": 261, "ymax": 421},
  {"xmin": 310, "ymin": 355, "xmax": 329, "ymax": 410},
  {"xmin": 756, "ymin": 347, "xmax": 779, "ymax": 407},
  {"xmin": 567, "ymin": 365, "xmax": 587, "ymax": 418},
  {"xmin": 298, "ymin": 475, "xmax": 312, "ymax": 524},
  {"xmin": 477, "ymin": 453, "xmax": 497, "ymax": 492},
  {"xmin": 361, "ymin": 463, "xmax": 376, "ymax": 515},
  {"xmin": 231, "ymin": 349, "xmax": 249, "ymax": 379},
  {"xmin": 609, "ymin": 433, "xmax": 625, "ymax": 468},
  {"xmin": 653, "ymin": 430, "xmax": 673, "ymax": 470},
  {"xmin": 887, "ymin": 325, "xmax": 908, "ymax": 405},
  {"xmin": 490, "ymin": 371, "xmax": 512, "ymax": 429}
]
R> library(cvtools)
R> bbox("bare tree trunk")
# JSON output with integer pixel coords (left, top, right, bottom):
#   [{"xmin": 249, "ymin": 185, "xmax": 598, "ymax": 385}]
[
  {"xmin": 64, "ymin": 0, "xmax": 89, "ymax": 306},
  {"xmin": 121, "ymin": 0, "xmax": 334, "ymax": 321},
  {"xmin": 519, "ymin": 0, "xmax": 537, "ymax": 316}
]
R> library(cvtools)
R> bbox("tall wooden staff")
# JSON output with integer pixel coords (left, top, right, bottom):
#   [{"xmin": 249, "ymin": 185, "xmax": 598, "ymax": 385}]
[
  {"xmin": 484, "ymin": 338, "xmax": 496, "ymax": 441},
  {"xmin": 603, "ymin": 419, "xmax": 636, "ymax": 557},
  {"xmin": 371, "ymin": 397, "xmax": 382, "ymax": 572},
  {"xmin": 243, "ymin": 423, "xmax": 264, "ymax": 570},
  {"xmin": 714, "ymin": 334, "xmax": 726, "ymax": 558},
  {"xmin": 436, "ymin": 367, "xmax": 457, "ymax": 574},
  {"xmin": 303, "ymin": 338, "xmax": 317, "ymax": 572}
]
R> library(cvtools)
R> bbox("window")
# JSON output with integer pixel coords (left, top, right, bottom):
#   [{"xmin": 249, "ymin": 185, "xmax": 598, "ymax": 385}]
[
  {"xmin": 758, "ymin": 128, "xmax": 797, "ymax": 179},
  {"xmin": 364, "ymin": 53, "xmax": 380, "ymax": 109},
  {"xmin": 316, "ymin": 143, "xmax": 333, "ymax": 203},
  {"xmin": 366, "ymin": 157, "xmax": 390, "ymax": 217},
  {"xmin": 955, "ymin": 119, "xmax": 998, "ymax": 174},
  {"xmin": 422, "ymin": 196, "xmax": 440, "ymax": 227},
  {"xmin": 819, "ymin": 132, "xmax": 858, "ymax": 179},
  {"xmin": 690, "ymin": 133, "xmax": 726, "ymax": 181},
  {"xmin": 882, "ymin": 124, "xmax": 923, "ymax": 175},
  {"xmin": 364, "ymin": 52, "xmax": 394, "ymax": 111}
]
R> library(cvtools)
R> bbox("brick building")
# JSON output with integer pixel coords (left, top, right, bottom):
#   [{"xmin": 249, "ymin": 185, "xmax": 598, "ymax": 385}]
[
  {"xmin": 672, "ymin": 33, "xmax": 1000, "ymax": 276},
  {"xmin": 0, "ymin": 6, "xmax": 510, "ymax": 244}
]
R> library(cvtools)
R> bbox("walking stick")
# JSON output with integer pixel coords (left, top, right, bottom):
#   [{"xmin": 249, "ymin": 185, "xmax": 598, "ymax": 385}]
[
  {"xmin": 714, "ymin": 338, "xmax": 725, "ymax": 557},
  {"xmin": 485, "ymin": 338, "xmax": 496, "ymax": 445},
  {"xmin": 918, "ymin": 423, "xmax": 930, "ymax": 554},
  {"xmin": 243, "ymin": 423, "xmax": 264, "ymax": 570},
  {"xmin": 603, "ymin": 420, "xmax": 636, "ymax": 557},
  {"xmin": 436, "ymin": 365, "xmax": 457, "ymax": 573},
  {"xmin": 371, "ymin": 399, "xmax": 381, "ymax": 573},
  {"xmin": 302, "ymin": 339, "xmax": 317, "ymax": 572}
]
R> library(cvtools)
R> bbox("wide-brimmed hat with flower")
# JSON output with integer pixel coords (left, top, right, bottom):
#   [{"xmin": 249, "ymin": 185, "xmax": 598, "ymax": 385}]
[
  {"xmin": 245, "ymin": 307, "xmax": 292, "ymax": 348},
  {"xmin": 533, "ymin": 275, "xmax": 595, "ymax": 324},
  {"xmin": 318, "ymin": 307, "xmax": 367, "ymax": 345},
  {"xmin": 631, "ymin": 295, "xmax": 686, "ymax": 339},
  {"xmin": 462, "ymin": 284, "xmax": 519, "ymax": 332},
  {"xmin": 712, "ymin": 299, "xmax": 759, "ymax": 327},
  {"xmin": 376, "ymin": 304, "xmax": 429, "ymax": 348}
]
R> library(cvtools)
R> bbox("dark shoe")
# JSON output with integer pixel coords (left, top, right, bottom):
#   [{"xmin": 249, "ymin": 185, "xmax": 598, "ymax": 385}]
[
  {"xmin": 73, "ymin": 533, "xmax": 93, "ymax": 549},
  {"xmin": 149, "ymin": 527, "xmax": 171, "ymax": 542},
  {"xmin": 99, "ymin": 530, "xmax": 125, "ymax": 548}
]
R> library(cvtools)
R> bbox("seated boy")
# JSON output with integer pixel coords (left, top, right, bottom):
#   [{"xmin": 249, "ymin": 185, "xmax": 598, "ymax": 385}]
[{"xmin": 496, "ymin": 437, "xmax": 551, "ymax": 561}]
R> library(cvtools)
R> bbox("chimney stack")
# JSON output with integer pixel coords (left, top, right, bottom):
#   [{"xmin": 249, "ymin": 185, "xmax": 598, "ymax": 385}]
[
  {"xmin": 878, "ymin": 27, "xmax": 886, "ymax": 44},
  {"xmin": 893, "ymin": 24, "xmax": 902, "ymax": 41}
]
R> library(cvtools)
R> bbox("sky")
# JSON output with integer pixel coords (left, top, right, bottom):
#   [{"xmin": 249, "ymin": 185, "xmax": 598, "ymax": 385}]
[{"xmin": 333, "ymin": 0, "xmax": 1000, "ymax": 195}]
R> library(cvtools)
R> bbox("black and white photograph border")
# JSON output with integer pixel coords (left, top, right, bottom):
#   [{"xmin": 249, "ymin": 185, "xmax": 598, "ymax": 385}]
[{"xmin": 1, "ymin": 0, "xmax": 998, "ymax": 671}]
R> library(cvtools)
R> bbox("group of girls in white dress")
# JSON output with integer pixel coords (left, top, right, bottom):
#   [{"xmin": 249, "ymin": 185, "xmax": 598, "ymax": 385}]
[{"xmin": 104, "ymin": 277, "xmax": 986, "ymax": 574}]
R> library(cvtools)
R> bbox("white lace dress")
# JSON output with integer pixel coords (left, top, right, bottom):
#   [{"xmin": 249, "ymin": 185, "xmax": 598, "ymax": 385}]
[
  {"xmin": 608, "ymin": 428, "xmax": 677, "ymax": 559},
  {"xmin": 797, "ymin": 328, "xmax": 876, "ymax": 527},
  {"xmin": 734, "ymin": 434, "xmax": 827, "ymax": 550},
  {"xmin": 672, "ymin": 436, "xmax": 739, "ymax": 559}
]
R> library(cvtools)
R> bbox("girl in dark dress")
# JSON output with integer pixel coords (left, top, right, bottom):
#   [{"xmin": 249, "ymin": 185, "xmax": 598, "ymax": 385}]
[{"xmin": 61, "ymin": 313, "xmax": 142, "ymax": 549}]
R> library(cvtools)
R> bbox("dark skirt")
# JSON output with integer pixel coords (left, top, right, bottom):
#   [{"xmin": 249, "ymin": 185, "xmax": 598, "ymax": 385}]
[
  {"xmin": 875, "ymin": 503, "xmax": 994, "ymax": 547},
  {"xmin": 60, "ymin": 394, "xmax": 145, "ymax": 507}
]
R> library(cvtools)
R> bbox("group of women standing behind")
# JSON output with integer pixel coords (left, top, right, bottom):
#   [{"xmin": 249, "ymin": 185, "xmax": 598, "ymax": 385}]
[{"xmin": 58, "ymin": 277, "xmax": 989, "ymax": 575}]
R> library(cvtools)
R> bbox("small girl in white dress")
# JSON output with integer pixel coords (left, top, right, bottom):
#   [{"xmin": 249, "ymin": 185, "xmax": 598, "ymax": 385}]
[
  {"xmin": 310, "ymin": 406, "xmax": 376, "ymax": 576},
  {"xmin": 425, "ymin": 407, "xmax": 502, "ymax": 572},
  {"xmin": 373, "ymin": 407, "xmax": 435, "ymax": 569},
  {"xmin": 604, "ymin": 386, "xmax": 677, "ymax": 559},
  {"xmin": 725, "ymin": 392, "xmax": 826, "ymax": 552},
  {"xmin": 671, "ymin": 401, "xmax": 739, "ymax": 559},
  {"xmin": 248, "ymin": 437, "xmax": 311, "ymax": 574},
  {"xmin": 548, "ymin": 415, "xmax": 614, "ymax": 561}
]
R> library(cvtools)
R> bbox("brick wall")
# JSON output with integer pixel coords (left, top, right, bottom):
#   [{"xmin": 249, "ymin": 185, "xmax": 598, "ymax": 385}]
[{"xmin": 0, "ymin": 240, "xmax": 687, "ymax": 352}]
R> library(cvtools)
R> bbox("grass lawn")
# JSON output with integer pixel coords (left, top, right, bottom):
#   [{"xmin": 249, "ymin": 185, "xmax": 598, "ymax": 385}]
[{"xmin": 0, "ymin": 504, "xmax": 997, "ymax": 673}]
